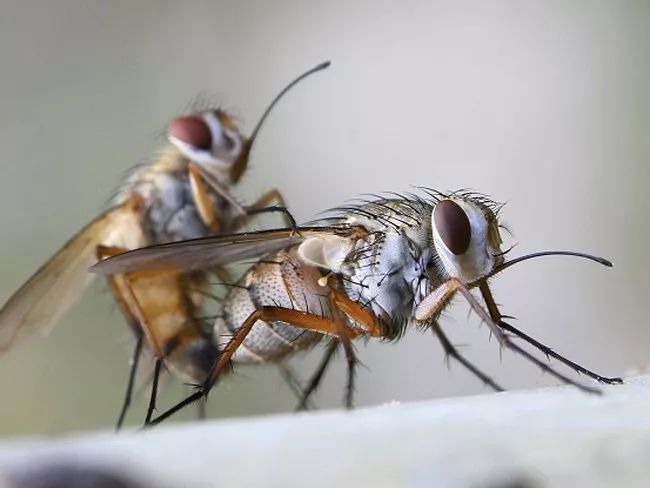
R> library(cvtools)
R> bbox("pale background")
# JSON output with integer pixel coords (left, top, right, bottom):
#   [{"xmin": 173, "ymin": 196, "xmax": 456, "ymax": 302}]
[{"xmin": 0, "ymin": 1, "xmax": 647, "ymax": 434}]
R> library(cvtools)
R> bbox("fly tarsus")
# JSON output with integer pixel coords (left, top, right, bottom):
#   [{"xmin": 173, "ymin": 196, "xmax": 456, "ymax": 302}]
[
  {"xmin": 431, "ymin": 322, "xmax": 504, "ymax": 392},
  {"xmin": 498, "ymin": 320, "xmax": 623, "ymax": 385}
]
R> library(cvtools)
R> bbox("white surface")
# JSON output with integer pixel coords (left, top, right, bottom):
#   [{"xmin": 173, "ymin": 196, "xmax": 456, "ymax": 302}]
[{"xmin": 0, "ymin": 375, "xmax": 649, "ymax": 488}]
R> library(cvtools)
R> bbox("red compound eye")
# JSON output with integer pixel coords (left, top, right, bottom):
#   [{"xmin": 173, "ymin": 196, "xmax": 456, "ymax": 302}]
[
  {"xmin": 433, "ymin": 199, "xmax": 471, "ymax": 255},
  {"xmin": 169, "ymin": 116, "xmax": 212, "ymax": 150}
]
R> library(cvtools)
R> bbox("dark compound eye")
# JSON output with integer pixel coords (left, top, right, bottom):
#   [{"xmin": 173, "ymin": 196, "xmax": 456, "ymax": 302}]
[
  {"xmin": 433, "ymin": 199, "xmax": 471, "ymax": 255},
  {"xmin": 169, "ymin": 115, "xmax": 212, "ymax": 150}
]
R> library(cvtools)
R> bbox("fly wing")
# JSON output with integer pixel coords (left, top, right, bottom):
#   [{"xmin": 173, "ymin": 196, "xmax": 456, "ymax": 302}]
[
  {"xmin": 0, "ymin": 200, "xmax": 144, "ymax": 351},
  {"xmin": 91, "ymin": 225, "xmax": 360, "ymax": 275}
]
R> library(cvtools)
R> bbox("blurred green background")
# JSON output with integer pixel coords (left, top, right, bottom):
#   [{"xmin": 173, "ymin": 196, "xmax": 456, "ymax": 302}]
[{"xmin": 0, "ymin": 1, "xmax": 648, "ymax": 435}]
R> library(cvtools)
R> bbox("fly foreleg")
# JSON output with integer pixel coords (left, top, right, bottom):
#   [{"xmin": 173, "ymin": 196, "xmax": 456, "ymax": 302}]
[
  {"xmin": 478, "ymin": 283, "xmax": 623, "ymax": 385},
  {"xmin": 416, "ymin": 279, "xmax": 601, "ymax": 394},
  {"xmin": 188, "ymin": 163, "xmax": 222, "ymax": 233},
  {"xmin": 188, "ymin": 162, "xmax": 297, "ymax": 231}
]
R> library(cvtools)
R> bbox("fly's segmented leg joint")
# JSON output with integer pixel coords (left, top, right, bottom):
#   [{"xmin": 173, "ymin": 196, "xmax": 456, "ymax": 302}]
[
  {"xmin": 328, "ymin": 298, "xmax": 357, "ymax": 409},
  {"xmin": 416, "ymin": 279, "xmax": 601, "ymax": 394},
  {"xmin": 430, "ymin": 321, "xmax": 504, "ymax": 392},
  {"xmin": 98, "ymin": 244, "xmax": 176, "ymax": 427},
  {"xmin": 147, "ymin": 291, "xmax": 383, "ymax": 426},
  {"xmin": 415, "ymin": 279, "xmax": 508, "ymax": 346},
  {"xmin": 95, "ymin": 245, "xmax": 166, "ymax": 360},
  {"xmin": 245, "ymin": 205, "xmax": 299, "ymax": 234},
  {"xmin": 479, "ymin": 283, "xmax": 623, "ymax": 386},
  {"xmin": 188, "ymin": 163, "xmax": 222, "ymax": 233},
  {"xmin": 188, "ymin": 162, "xmax": 247, "ymax": 216},
  {"xmin": 242, "ymin": 188, "xmax": 297, "ymax": 232},
  {"xmin": 498, "ymin": 320, "xmax": 623, "ymax": 385}
]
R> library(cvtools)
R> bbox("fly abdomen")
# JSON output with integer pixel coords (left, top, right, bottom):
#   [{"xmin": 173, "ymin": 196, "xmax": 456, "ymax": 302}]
[
  {"xmin": 217, "ymin": 249, "xmax": 326, "ymax": 363},
  {"xmin": 164, "ymin": 330, "xmax": 219, "ymax": 383},
  {"xmin": 127, "ymin": 270, "xmax": 218, "ymax": 382}
]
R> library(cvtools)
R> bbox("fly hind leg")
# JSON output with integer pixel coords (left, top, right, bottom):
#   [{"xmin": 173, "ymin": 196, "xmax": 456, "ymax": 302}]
[
  {"xmin": 144, "ymin": 357, "xmax": 163, "ymax": 424},
  {"xmin": 147, "ymin": 295, "xmax": 383, "ymax": 426},
  {"xmin": 96, "ymin": 245, "xmax": 167, "ymax": 428},
  {"xmin": 97, "ymin": 245, "xmax": 145, "ymax": 429},
  {"xmin": 115, "ymin": 332, "xmax": 144, "ymax": 430}
]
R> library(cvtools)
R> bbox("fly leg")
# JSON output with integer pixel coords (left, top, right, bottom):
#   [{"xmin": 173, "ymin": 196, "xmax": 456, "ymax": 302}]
[
  {"xmin": 243, "ymin": 188, "xmax": 297, "ymax": 230},
  {"xmin": 189, "ymin": 163, "xmax": 297, "ymax": 232},
  {"xmin": 415, "ymin": 279, "xmax": 601, "ymax": 394},
  {"xmin": 144, "ymin": 357, "xmax": 163, "ymax": 425},
  {"xmin": 234, "ymin": 188, "xmax": 309, "ymax": 404},
  {"xmin": 479, "ymin": 283, "xmax": 623, "ymax": 385},
  {"xmin": 97, "ymin": 245, "xmax": 169, "ymax": 427},
  {"xmin": 96, "ymin": 246, "xmax": 165, "ymax": 358},
  {"xmin": 147, "ymin": 297, "xmax": 383, "ymax": 426},
  {"xmin": 295, "ymin": 339, "xmax": 339, "ymax": 411},
  {"xmin": 277, "ymin": 362, "xmax": 316, "ymax": 410},
  {"xmin": 115, "ymin": 332, "xmax": 144, "ymax": 430},
  {"xmin": 327, "ymin": 284, "xmax": 385, "ymax": 409},
  {"xmin": 188, "ymin": 167, "xmax": 302, "ymax": 400},
  {"xmin": 328, "ymin": 298, "xmax": 357, "ymax": 409},
  {"xmin": 430, "ymin": 321, "xmax": 504, "ymax": 392},
  {"xmin": 188, "ymin": 163, "xmax": 223, "ymax": 233}
]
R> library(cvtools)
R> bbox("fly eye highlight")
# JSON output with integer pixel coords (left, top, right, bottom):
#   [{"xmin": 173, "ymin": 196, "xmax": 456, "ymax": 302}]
[
  {"xmin": 433, "ymin": 199, "xmax": 471, "ymax": 255},
  {"xmin": 169, "ymin": 116, "xmax": 212, "ymax": 150}
]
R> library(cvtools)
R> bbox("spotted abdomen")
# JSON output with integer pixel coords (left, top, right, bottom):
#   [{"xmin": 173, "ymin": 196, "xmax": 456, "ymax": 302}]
[{"xmin": 216, "ymin": 249, "xmax": 328, "ymax": 363}]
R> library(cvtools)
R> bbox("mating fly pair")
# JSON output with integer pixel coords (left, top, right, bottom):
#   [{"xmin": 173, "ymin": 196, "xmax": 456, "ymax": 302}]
[
  {"xmin": 94, "ymin": 189, "xmax": 623, "ymax": 425},
  {"xmin": 0, "ymin": 62, "xmax": 331, "ymax": 427}
]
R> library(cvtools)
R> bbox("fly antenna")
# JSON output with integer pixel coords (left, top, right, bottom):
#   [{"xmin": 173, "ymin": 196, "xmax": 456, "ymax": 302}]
[
  {"xmin": 249, "ymin": 61, "xmax": 331, "ymax": 143},
  {"xmin": 230, "ymin": 61, "xmax": 331, "ymax": 182},
  {"xmin": 490, "ymin": 250, "xmax": 612, "ymax": 278}
]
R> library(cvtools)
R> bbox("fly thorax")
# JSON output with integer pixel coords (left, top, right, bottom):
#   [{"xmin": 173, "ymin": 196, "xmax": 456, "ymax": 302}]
[
  {"xmin": 146, "ymin": 173, "xmax": 209, "ymax": 242},
  {"xmin": 342, "ymin": 233, "xmax": 425, "ymax": 326}
]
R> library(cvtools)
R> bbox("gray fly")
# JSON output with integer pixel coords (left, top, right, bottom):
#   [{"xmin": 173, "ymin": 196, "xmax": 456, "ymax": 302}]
[{"xmin": 92, "ymin": 189, "xmax": 623, "ymax": 425}]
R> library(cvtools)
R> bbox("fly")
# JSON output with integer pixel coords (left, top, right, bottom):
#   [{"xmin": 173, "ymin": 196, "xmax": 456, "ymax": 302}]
[
  {"xmin": 93, "ymin": 189, "xmax": 623, "ymax": 426},
  {"xmin": 0, "ymin": 61, "xmax": 330, "ymax": 428}
]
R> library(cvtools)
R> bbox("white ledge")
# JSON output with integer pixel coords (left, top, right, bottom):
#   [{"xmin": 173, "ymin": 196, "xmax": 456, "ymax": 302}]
[{"xmin": 1, "ymin": 375, "xmax": 650, "ymax": 487}]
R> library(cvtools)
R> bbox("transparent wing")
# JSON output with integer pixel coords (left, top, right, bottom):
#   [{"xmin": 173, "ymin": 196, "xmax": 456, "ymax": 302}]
[
  {"xmin": 91, "ymin": 226, "xmax": 359, "ymax": 275},
  {"xmin": 0, "ymin": 201, "xmax": 142, "ymax": 351}
]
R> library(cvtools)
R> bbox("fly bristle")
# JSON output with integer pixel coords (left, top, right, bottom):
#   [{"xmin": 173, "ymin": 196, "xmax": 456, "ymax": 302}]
[{"xmin": 185, "ymin": 93, "xmax": 223, "ymax": 115}]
